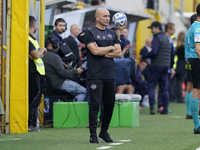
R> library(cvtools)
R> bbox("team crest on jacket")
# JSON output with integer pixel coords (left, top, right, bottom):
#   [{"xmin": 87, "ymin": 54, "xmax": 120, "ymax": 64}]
[{"xmin": 90, "ymin": 84, "xmax": 97, "ymax": 90}]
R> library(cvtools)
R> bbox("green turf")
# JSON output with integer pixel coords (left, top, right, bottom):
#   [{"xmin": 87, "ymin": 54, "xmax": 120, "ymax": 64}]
[{"xmin": 1, "ymin": 102, "xmax": 200, "ymax": 150}]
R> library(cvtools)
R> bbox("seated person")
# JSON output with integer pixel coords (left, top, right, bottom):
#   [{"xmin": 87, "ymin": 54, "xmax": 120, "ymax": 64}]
[
  {"xmin": 132, "ymin": 59, "xmax": 148, "ymax": 106},
  {"xmin": 115, "ymin": 57, "xmax": 136, "ymax": 94},
  {"xmin": 43, "ymin": 41, "xmax": 87, "ymax": 102},
  {"xmin": 116, "ymin": 84, "xmax": 134, "ymax": 94}
]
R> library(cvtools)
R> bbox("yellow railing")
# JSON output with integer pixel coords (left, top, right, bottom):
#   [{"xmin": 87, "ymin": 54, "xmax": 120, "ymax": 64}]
[
  {"xmin": 3, "ymin": 45, "xmax": 6, "ymax": 50},
  {"xmin": 167, "ymin": 0, "xmax": 194, "ymax": 12}
]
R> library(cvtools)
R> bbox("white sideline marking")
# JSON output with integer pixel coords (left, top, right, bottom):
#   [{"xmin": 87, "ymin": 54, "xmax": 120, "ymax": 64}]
[
  {"xmin": 109, "ymin": 143, "xmax": 123, "ymax": 145},
  {"xmin": 96, "ymin": 140, "xmax": 130, "ymax": 149},
  {"xmin": 0, "ymin": 138, "xmax": 22, "ymax": 141},
  {"xmin": 169, "ymin": 116, "xmax": 185, "ymax": 118},
  {"xmin": 97, "ymin": 146, "xmax": 112, "ymax": 149},
  {"xmin": 196, "ymin": 147, "xmax": 200, "ymax": 150},
  {"xmin": 116, "ymin": 140, "xmax": 131, "ymax": 142}
]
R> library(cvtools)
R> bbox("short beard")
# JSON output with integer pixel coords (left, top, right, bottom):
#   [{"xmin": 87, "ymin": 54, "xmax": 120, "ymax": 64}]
[{"xmin": 56, "ymin": 29, "xmax": 63, "ymax": 34}]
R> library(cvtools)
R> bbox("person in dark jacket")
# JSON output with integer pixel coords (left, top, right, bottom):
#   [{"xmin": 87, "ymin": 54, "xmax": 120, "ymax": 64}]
[
  {"xmin": 140, "ymin": 38, "xmax": 152, "ymax": 80},
  {"xmin": 139, "ymin": 21, "xmax": 175, "ymax": 115},
  {"xmin": 174, "ymin": 32, "xmax": 186, "ymax": 103},
  {"xmin": 132, "ymin": 59, "xmax": 148, "ymax": 106},
  {"xmin": 63, "ymin": 24, "xmax": 81, "ymax": 65},
  {"xmin": 111, "ymin": 26, "xmax": 131, "ymax": 58}
]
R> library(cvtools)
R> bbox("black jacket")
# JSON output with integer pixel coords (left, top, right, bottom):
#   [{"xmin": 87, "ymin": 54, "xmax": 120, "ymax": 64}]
[
  {"xmin": 63, "ymin": 35, "xmax": 80, "ymax": 63},
  {"xmin": 176, "ymin": 45, "xmax": 186, "ymax": 75}
]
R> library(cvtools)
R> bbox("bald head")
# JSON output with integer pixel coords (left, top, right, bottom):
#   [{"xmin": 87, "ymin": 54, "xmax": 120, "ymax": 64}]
[
  {"xmin": 95, "ymin": 8, "xmax": 110, "ymax": 28},
  {"xmin": 70, "ymin": 24, "xmax": 81, "ymax": 37},
  {"xmin": 95, "ymin": 8, "xmax": 109, "ymax": 17},
  {"xmin": 146, "ymin": 38, "xmax": 152, "ymax": 47}
]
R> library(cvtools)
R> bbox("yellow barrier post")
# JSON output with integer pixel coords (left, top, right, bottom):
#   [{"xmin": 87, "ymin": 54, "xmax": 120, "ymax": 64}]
[{"xmin": 9, "ymin": 0, "xmax": 29, "ymax": 133}]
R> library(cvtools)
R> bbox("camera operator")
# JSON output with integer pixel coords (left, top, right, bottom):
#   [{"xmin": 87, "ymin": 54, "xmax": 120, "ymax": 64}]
[{"xmin": 43, "ymin": 40, "xmax": 87, "ymax": 102}]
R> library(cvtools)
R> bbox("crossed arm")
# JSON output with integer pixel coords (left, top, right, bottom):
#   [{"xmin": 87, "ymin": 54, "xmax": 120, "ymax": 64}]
[
  {"xmin": 30, "ymin": 47, "xmax": 47, "ymax": 59},
  {"xmin": 87, "ymin": 42, "xmax": 121, "ymax": 58}
]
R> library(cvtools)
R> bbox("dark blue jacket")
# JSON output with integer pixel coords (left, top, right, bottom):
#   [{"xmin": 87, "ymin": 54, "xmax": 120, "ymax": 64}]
[
  {"xmin": 140, "ymin": 46, "xmax": 150, "ymax": 80},
  {"xmin": 114, "ymin": 58, "xmax": 136, "ymax": 87},
  {"xmin": 120, "ymin": 34, "xmax": 130, "ymax": 58},
  {"xmin": 47, "ymin": 30, "xmax": 63, "ymax": 45},
  {"xmin": 132, "ymin": 65, "xmax": 147, "ymax": 88}
]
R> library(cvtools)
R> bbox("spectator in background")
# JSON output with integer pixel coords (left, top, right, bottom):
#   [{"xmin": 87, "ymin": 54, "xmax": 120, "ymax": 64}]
[
  {"xmin": 122, "ymin": 28, "xmax": 131, "ymax": 58},
  {"xmin": 140, "ymin": 38, "xmax": 152, "ymax": 80},
  {"xmin": 111, "ymin": 26, "xmax": 132, "ymax": 58},
  {"xmin": 63, "ymin": 24, "xmax": 81, "ymax": 65},
  {"xmin": 112, "ymin": 26, "xmax": 133, "ymax": 94},
  {"xmin": 46, "ymin": 18, "xmax": 67, "ymax": 45},
  {"xmin": 165, "ymin": 23, "xmax": 176, "ymax": 103},
  {"xmin": 28, "ymin": 16, "xmax": 47, "ymax": 131},
  {"xmin": 139, "ymin": 21, "xmax": 175, "ymax": 115},
  {"xmin": 184, "ymin": 14, "xmax": 197, "ymax": 119},
  {"xmin": 132, "ymin": 59, "xmax": 148, "ymax": 107},
  {"xmin": 174, "ymin": 32, "xmax": 186, "ymax": 103}
]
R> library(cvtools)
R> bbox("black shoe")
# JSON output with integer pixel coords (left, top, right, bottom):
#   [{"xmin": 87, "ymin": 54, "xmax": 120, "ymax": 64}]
[
  {"xmin": 194, "ymin": 127, "xmax": 200, "ymax": 134},
  {"xmin": 89, "ymin": 136, "xmax": 99, "ymax": 144},
  {"xmin": 150, "ymin": 108, "xmax": 155, "ymax": 115},
  {"xmin": 186, "ymin": 114, "xmax": 192, "ymax": 119},
  {"xmin": 160, "ymin": 110, "xmax": 169, "ymax": 115},
  {"xmin": 98, "ymin": 132, "xmax": 113, "ymax": 143}
]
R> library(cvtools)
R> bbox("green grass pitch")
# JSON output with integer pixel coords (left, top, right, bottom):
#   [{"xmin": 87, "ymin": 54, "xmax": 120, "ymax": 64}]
[{"xmin": 1, "ymin": 102, "xmax": 200, "ymax": 150}]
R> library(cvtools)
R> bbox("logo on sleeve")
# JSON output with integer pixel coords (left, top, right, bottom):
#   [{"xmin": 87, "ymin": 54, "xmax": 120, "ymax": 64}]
[
  {"xmin": 195, "ymin": 28, "xmax": 200, "ymax": 32},
  {"xmin": 194, "ymin": 34, "xmax": 200, "ymax": 42}
]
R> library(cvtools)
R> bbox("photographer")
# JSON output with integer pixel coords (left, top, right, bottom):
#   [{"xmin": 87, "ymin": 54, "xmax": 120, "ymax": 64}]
[{"xmin": 43, "ymin": 40, "xmax": 87, "ymax": 102}]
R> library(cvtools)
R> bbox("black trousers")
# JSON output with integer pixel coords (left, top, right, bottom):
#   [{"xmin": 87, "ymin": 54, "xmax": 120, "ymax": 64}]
[
  {"xmin": 88, "ymin": 79, "xmax": 115, "ymax": 137},
  {"xmin": 29, "ymin": 72, "xmax": 43, "ymax": 127}
]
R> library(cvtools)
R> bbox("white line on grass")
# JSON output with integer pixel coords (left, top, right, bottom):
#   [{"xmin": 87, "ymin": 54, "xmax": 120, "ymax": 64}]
[
  {"xmin": 109, "ymin": 143, "xmax": 123, "ymax": 145},
  {"xmin": 0, "ymin": 138, "xmax": 22, "ymax": 141},
  {"xmin": 196, "ymin": 147, "xmax": 200, "ymax": 150},
  {"xmin": 97, "ymin": 146, "xmax": 112, "ymax": 149},
  {"xmin": 115, "ymin": 140, "xmax": 131, "ymax": 142},
  {"xmin": 97, "ymin": 140, "xmax": 130, "ymax": 149}
]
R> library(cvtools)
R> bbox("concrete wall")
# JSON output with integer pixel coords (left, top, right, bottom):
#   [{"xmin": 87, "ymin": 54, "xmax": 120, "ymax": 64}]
[{"xmin": 106, "ymin": 0, "xmax": 145, "ymax": 12}]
